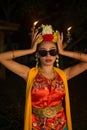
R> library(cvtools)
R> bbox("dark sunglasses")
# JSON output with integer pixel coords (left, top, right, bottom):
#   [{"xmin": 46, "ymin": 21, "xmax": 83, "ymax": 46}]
[{"xmin": 38, "ymin": 49, "xmax": 58, "ymax": 57}]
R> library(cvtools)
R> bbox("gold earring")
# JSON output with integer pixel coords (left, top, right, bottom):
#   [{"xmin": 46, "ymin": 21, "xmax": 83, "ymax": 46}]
[
  {"xmin": 35, "ymin": 53, "xmax": 39, "ymax": 68},
  {"xmin": 56, "ymin": 55, "xmax": 59, "ymax": 67}
]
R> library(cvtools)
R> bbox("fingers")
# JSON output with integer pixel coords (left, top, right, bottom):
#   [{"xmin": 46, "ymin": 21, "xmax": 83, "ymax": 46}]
[
  {"xmin": 31, "ymin": 29, "xmax": 42, "ymax": 48},
  {"xmin": 36, "ymin": 33, "xmax": 42, "ymax": 40},
  {"xmin": 32, "ymin": 29, "xmax": 38, "ymax": 41},
  {"xmin": 59, "ymin": 31, "xmax": 63, "ymax": 41},
  {"xmin": 57, "ymin": 31, "xmax": 63, "ymax": 44},
  {"xmin": 61, "ymin": 32, "xmax": 63, "ymax": 41},
  {"xmin": 31, "ymin": 30, "xmax": 39, "ymax": 46}
]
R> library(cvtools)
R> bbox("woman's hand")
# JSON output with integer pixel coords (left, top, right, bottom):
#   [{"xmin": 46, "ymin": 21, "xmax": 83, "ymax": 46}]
[
  {"xmin": 31, "ymin": 30, "xmax": 42, "ymax": 52},
  {"xmin": 57, "ymin": 31, "xmax": 64, "ymax": 55}
]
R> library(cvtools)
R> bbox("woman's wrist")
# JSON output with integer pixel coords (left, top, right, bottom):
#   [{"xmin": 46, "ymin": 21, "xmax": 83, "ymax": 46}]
[
  {"xmin": 59, "ymin": 49, "xmax": 65, "ymax": 55},
  {"xmin": 30, "ymin": 47, "xmax": 36, "ymax": 53},
  {"xmin": 10, "ymin": 49, "xmax": 35, "ymax": 59}
]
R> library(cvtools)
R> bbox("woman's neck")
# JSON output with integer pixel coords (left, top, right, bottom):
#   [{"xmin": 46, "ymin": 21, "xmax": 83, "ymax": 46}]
[
  {"xmin": 39, "ymin": 65, "xmax": 56, "ymax": 80},
  {"xmin": 40, "ymin": 65, "xmax": 54, "ymax": 73}
]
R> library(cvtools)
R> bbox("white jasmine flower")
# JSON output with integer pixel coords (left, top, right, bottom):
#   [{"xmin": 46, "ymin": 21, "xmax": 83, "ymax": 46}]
[{"xmin": 41, "ymin": 24, "xmax": 53, "ymax": 35}]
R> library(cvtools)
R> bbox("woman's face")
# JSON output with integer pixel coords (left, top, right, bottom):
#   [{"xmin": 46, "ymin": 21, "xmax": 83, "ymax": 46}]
[{"xmin": 38, "ymin": 41, "xmax": 58, "ymax": 67}]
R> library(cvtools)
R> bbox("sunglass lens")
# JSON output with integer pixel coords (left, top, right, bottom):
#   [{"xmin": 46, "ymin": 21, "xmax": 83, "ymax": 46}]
[
  {"xmin": 38, "ymin": 50, "xmax": 47, "ymax": 57},
  {"xmin": 50, "ymin": 49, "xmax": 57, "ymax": 56}
]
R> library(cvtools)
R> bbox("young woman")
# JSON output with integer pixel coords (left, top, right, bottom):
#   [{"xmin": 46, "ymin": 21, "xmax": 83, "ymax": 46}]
[{"xmin": 0, "ymin": 24, "xmax": 87, "ymax": 130}]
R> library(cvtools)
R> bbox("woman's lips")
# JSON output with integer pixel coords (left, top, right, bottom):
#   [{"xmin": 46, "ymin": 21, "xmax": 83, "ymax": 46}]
[{"xmin": 45, "ymin": 59, "xmax": 52, "ymax": 62}]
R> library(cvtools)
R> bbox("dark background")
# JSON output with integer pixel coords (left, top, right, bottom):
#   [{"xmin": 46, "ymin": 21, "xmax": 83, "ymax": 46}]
[{"xmin": 0, "ymin": 0, "xmax": 87, "ymax": 129}]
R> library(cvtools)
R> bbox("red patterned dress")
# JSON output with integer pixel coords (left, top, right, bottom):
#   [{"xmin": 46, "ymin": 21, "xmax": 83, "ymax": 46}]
[{"xmin": 31, "ymin": 71, "xmax": 67, "ymax": 130}]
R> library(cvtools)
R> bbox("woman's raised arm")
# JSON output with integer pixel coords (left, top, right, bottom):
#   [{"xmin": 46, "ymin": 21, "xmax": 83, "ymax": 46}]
[
  {"xmin": 0, "ymin": 30, "xmax": 41, "ymax": 80},
  {"xmin": 57, "ymin": 31, "xmax": 87, "ymax": 62},
  {"xmin": 57, "ymin": 31, "xmax": 87, "ymax": 80}
]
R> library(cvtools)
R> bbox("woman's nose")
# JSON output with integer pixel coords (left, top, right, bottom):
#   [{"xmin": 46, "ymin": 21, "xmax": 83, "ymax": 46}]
[{"xmin": 47, "ymin": 52, "xmax": 50, "ymax": 56}]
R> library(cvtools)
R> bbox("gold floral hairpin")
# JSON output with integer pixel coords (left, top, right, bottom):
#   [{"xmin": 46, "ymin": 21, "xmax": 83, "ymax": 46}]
[{"xmin": 37, "ymin": 24, "xmax": 58, "ymax": 44}]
